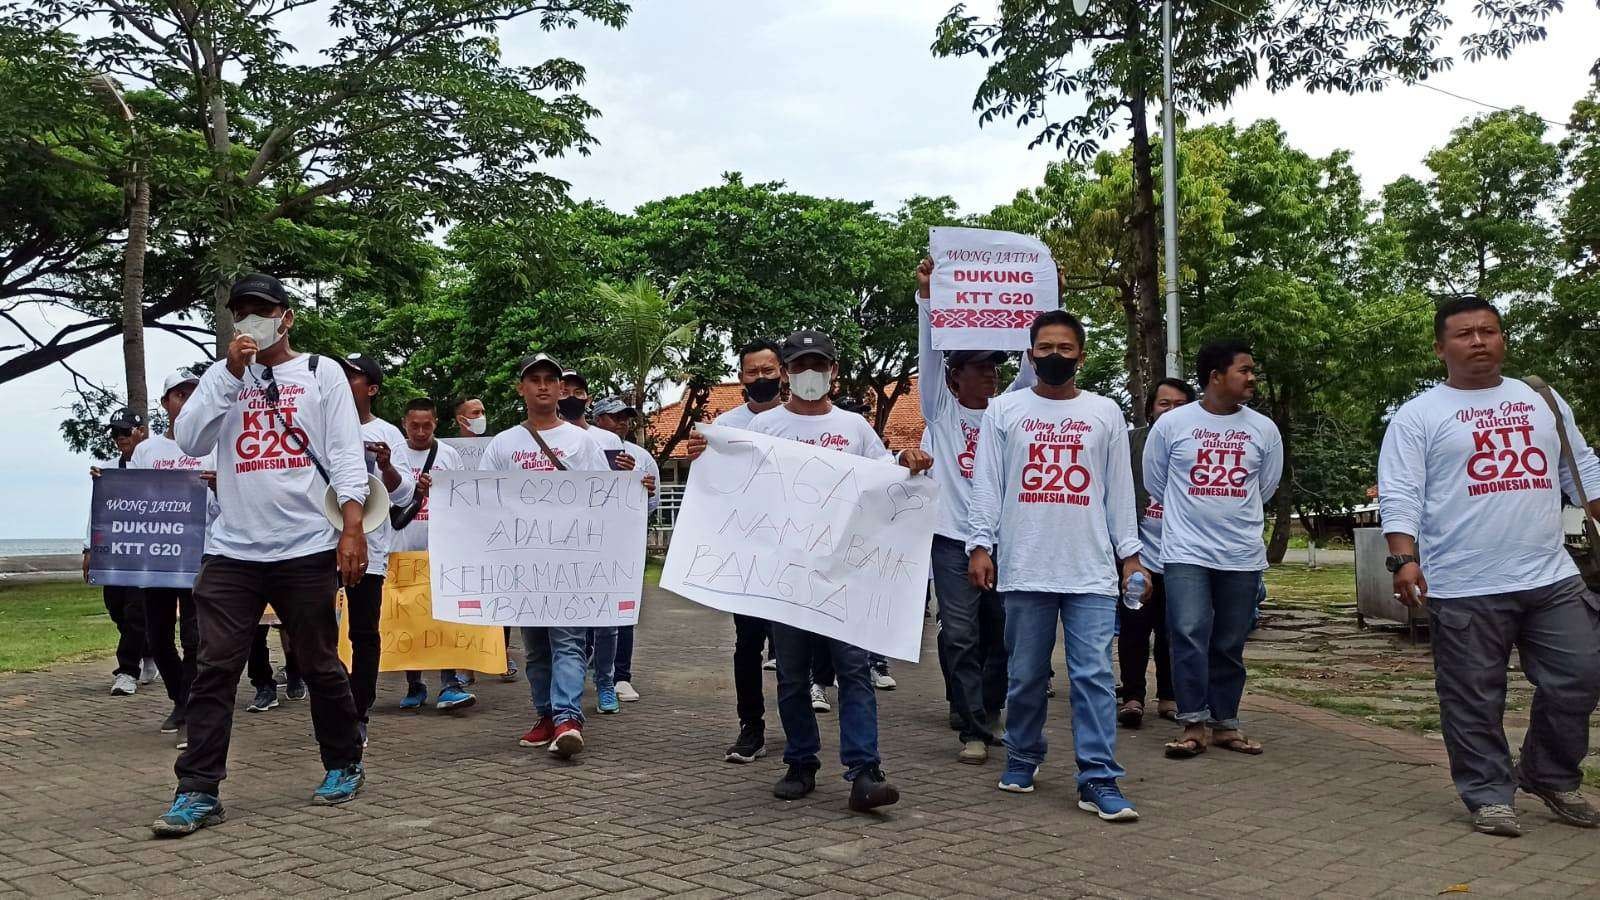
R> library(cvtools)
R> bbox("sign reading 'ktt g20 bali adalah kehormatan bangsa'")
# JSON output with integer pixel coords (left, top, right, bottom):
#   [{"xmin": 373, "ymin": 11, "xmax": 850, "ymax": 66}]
[
  {"xmin": 928, "ymin": 226, "xmax": 1060, "ymax": 351},
  {"xmin": 426, "ymin": 469, "xmax": 648, "ymax": 627},
  {"xmin": 660, "ymin": 425, "xmax": 938, "ymax": 662},
  {"xmin": 337, "ymin": 552, "xmax": 505, "ymax": 672}
]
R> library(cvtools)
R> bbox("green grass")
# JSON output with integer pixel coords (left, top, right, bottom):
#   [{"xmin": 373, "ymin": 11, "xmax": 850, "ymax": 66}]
[
  {"xmin": 0, "ymin": 581, "xmax": 120, "ymax": 672},
  {"xmin": 645, "ymin": 555, "xmax": 663, "ymax": 587},
  {"xmin": 1266, "ymin": 563, "xmax": 1355, "ymax": 608}
]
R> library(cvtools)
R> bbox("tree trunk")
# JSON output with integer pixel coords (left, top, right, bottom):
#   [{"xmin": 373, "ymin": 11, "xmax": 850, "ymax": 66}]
[
  {"xmin": 1266, "ymin": 389, "xmax": 1294, "ymax": 565},
  {"xmin": 661, "ymin": 382, "xmax": 710, "ymax": 460},
  {"xmin": 1119, "ymin": 279, "xmax": 1147, "ymax": 426},
  {"xmin": 1128, "ymin": 84, "xmax": 1166, "ymax": 411},
  {"xmin": 203, "ymin": 66, "xmax": 235, "ymax": 355},
  {"xmin": 122, "ymin": 164, "xmax": 150, "ymax": 419}
]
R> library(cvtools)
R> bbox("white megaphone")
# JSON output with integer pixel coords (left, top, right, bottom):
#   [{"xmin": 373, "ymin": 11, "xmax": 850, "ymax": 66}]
[{"xmin": 321, "ymin": 473, "xmax": 390, "ymax": 533}]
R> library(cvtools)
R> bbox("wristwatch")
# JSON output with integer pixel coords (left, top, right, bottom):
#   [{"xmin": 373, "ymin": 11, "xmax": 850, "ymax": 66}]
[{"xmin": 1385, "ymin": 554, "xmax": 1420, "ymax": 573}]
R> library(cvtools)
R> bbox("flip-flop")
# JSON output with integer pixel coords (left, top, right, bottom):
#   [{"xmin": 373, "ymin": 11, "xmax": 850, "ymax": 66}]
[
  {"xmin": 1164, "ymin": 737, "xmax": 1206, "ymax": 759},
  {"xmin": 1212, "ymin": 734, "xmax": 1264, "ymax": 755}
]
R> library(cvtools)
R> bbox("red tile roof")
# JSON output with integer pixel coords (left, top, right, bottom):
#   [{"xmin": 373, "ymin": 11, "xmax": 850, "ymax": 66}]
[{"xmin": 649, "ymin": 378, "xmax": 927, "ymax": 460}]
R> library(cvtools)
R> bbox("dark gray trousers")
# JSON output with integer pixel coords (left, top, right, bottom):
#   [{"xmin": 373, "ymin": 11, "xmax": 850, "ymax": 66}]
[{"xmin": 1428, "ymin": 576, "xmax": 1600, "ymax": 810}]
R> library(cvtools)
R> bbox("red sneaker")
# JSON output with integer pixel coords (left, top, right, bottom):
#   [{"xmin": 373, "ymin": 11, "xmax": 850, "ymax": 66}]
[
  {"xmin": 519, "ymin": 718, "xmax": 555, "ymax": 748},
  {"xmin": 550, "ymin": 720, "xmax": 584, "ymax": 758}
]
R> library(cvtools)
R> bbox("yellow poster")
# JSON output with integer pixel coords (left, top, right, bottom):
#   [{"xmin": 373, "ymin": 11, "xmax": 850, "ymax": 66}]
[{"xmin": 338, "ymin": 551, "xmax": 507, "ymax": 672}]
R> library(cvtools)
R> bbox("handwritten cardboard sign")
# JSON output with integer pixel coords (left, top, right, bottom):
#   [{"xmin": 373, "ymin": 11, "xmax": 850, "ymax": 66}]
[
  {"xmin": 660, "ymin": 425, "xmax": 938, "ymax": 662},
  {"xmin": 440, "ymin": 436, "xmax": 491, "ymax": 470},
  {"xmin": 427, "ymin": 470, "xmax": 648, "ymax": 627},
  {"xmin": 337, "ymin": 552, "xmax": 507, "ymax": 671},
  {"xmin": 928, "ymin": 226, "xmax": 1059, "ymax": 351},
  {"xmin": 87, "ymin": 469, "xmax": 209, "ymax": 588}
]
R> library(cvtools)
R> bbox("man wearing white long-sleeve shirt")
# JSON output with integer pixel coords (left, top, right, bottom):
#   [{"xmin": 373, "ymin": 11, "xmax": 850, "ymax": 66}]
[
  {"xmin": 967, "ymin": 309, "xmax": 1145, "ymax": 821},
  {"xmin": 153, "ymin": 273, "xmax": 371, "ymax": 837},
  {"xmin": 1379, "ymin": 297, "xmax": 1600, "ymax": 837},
  {"xmin": 913, "ymin": 256, "xmax": 1035, "ymax": 764},
  {"xmin": 336, "ymin": 354, "xmax": 416, "ymax": 737},
  {"xmin": 593, "ymin": 397, "xmax": 657, "ymax": 706},
  {"xmin": 1143, "ymin": 339, "xmax": 1281, "ymax": 761}
]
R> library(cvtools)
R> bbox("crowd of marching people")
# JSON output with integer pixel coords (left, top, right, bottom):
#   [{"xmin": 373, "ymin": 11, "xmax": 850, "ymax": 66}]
[{"xmin": 86, "ymin": 266, "xmax": 1600, "ymax": 841}]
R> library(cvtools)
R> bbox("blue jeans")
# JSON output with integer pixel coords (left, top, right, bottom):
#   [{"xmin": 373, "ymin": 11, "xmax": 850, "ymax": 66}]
[
  {"xmin": 1002, "ymin": 592, "xmax": 1122, "ymax": 785},
  {"xmin": 771, "ymin": 623, "xmax": 879, "ymax": 779},
  {"xmin": 522, "ymin": 626, "xmax": 587, "ymax": 725},
  {"xmin": 1163, "ymin": 563, "xmax": 1262, "ymax": 731},
  {"xmin": 405, "ymin": 669, "xmax": 463, "ymax": 689},
  {"xmin": 589, "ymin": 627, "xmax": 617, "ymax": 692}
]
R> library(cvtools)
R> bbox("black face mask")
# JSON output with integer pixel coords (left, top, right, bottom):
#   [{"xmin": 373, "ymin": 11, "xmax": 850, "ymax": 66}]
[
  {"xmin": 1033, "ymin": 352, "xmax": 1080, "ymax": 386},
  {"xmin": 744, "ymin": 377, "xmax": 782, "ymax": 403},
  {"xmin": 557, "ymin": 397, "xmax": 588, "ymax": 421}
]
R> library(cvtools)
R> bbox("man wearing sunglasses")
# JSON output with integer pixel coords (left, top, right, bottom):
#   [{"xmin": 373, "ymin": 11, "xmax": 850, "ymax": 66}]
[{"xmin": 151, "ymin": 273, "xmax": 371, "ymax": 837}]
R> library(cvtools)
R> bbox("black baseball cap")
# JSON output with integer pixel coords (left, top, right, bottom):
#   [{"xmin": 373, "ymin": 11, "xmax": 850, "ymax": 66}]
[
  {"xmin": 560, "ymin": 370, "xmax": 588, "ymax": 390},
  {"xmin": 780, "ymin": 329, "xmax": 838, "ymax": 364},
  {"xmin": 947, "ymin": 349, "xmax": 1007, "ymax": 368},
  {"xmin": 517, "ymin": 353, "xmax": 563, "ymax": 379},
  {"xmin": 228, "ymin": 273, "xmax": 290, "ymax": 308},
  {"xmin": 338, "ymin": 353, "xmax": 384, "ymax": 386},
  {"xmin": 108, "ymin": 408, "xmax": 145, "ymax": 430}
]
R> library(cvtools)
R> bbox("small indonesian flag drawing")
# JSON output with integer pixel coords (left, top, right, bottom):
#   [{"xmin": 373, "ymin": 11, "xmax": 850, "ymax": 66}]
[
  {"xmin": 457, "ymin": 599, "xmax": 482, "ymax": 617},
  {"xmin": 617, "ymin": 600, "xmax": 637, "ymax": 613}
]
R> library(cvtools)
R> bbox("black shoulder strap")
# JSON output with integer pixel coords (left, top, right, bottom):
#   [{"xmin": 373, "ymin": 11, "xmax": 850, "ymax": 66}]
[
  {"xmin": 308, "ymin": 354, "xmax": 319, "ymax": 373},
  {"xmin": 422, "ymin": 441, "xmax": 439, "ymax": 473},
  {"xmin": 521, "ymin": 422, "xmax": 569, "ymax": 471}
]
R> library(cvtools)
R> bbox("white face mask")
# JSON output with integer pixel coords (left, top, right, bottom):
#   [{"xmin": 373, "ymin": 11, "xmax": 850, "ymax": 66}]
[
  {"xmin": 234, "ymin": 313, "xmax": 285, "ymax": 352},
  {"xmin": 463, "ymin": 415, "xmax": 487, "ymax": 436},
  {"xmin": 789, "ymin": 369, "xmax": 832, "ymax": 402}
]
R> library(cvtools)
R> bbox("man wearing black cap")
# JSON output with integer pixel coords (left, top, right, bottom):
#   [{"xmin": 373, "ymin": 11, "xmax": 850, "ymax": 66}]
[
  {"xmin": 84, "ymin": 407, "xmax": 150, "ymax": 697},
  {"xmin": 482, "ymin": 352, "xmax": 610, "ymax": 759},
  {"xmin": 127, "ymin": 370, "xmax": 213, "ymax": 743},
  {"xmin": 151, "ymin": 273, "xmax": 371, "ymax": 836},
  {"xmin": 593, "ymin": 397, "xmax": 658, "ymax": 705},
  {"xmin": 338, "ymin": 353, "xmax": 416, "ymax": 732},
  {"xmin": 686, "ymin": 328, "xmax": 933, "ymax": 812},
  {"xmin": 914, "ymin": 257, "xmax": 1036, "ymax": 764}
]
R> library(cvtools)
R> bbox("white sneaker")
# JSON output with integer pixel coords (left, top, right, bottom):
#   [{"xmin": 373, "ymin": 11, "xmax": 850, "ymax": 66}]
[
  {"xmin": 139, "ymin": 658, "xmax": 160, "ymax": 685},
  {"xmin": 762, "ymin": 658, "xmax": 778, "ymax": 671},
  {"xmin": 810, "ymin": 684, "xmax": 831, "ymax": 713},
  {"xmin": 871, "ymin": 668, "xmax": 897, "ymax": 690},
  {"xmin": 615, "ymin": 681, "xmax": 640, "ymax": 702},
  {"xmin": 111, "ymin": 673, "xmax": 138, "ymax": 696}
]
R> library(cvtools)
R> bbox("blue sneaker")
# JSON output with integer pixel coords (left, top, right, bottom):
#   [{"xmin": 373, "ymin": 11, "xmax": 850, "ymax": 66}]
[
  {"xmin": 1078, "ymin": 779, "xmax": 1139, "ymax": 821},
  {"xmin": 436, "ymin": 685, "xmax": 477, "ymax": 711},
  {"xmin": 151, "ymin": 791, "xmax": 225, "ymax": 836},
  {"xmin": 597, "ymin": 686, "xmax": 619, "ymax": 714},
  {"xmin": 998, "ymin": 762, "xmax": 1037, "ymax": 794},
  {"xmin": 400, "ymin": 683, "xmax": 426, "ymax": 710},
  {"xmin": 313, "ymin": 764, "xmax": 365, "ymax": 805}
]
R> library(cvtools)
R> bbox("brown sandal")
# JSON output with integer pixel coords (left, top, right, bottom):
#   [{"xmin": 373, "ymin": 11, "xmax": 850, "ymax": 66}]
[
  {"xmin": 1212, "ymin": 734, "xmax": 1264, "ymax": 755},
  {"xmin": 1164, "ymin": 736, "xmax": 1206, "ymax": 759},
  {"xmin": 1117, "ymin": 701, "xmax": 1144, "ymax": 728}
]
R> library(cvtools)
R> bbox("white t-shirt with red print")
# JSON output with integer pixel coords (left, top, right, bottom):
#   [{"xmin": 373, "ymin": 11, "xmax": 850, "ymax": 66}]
[
  {"xmin": 1378, "ymin": 379, "xmax": 1600, "ymax": 599},
  {"xmin": 966, "ymin": 388, "xmax": 1140, "ymax": 596},
  {"xmin": 915, "ymin": 294, "xmax": 1035, "ymax": 544},
  {"xmin": 747, "ymin": 405, "xmax": 894, "ymax": 461},
  {"xmin": 392, "ymin": 440, "xmax": 464, "ymax": 553},
  {"xmin": 1143, "ymin": 401, "xmax": 1283, "ymax": 572},
  {"xmin": 479, "ymin": 420, "xmax": 609, "ymax": 474},
  {"xmin": 357, "ymin": 416, "xmax": 415, "ymax": 577},
  {"xmin": 175, "ymin": 353, "xmax": 369, "ymax": 562},
  {"xmin": 130, "ymin": 433, "xmax": 210, "ymax": 471}
]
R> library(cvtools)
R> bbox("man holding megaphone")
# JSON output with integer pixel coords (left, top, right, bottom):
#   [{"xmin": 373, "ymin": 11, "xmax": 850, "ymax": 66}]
[{"xmin": 152, "ymin": 273, "xmax": 372, "ymax": 837}]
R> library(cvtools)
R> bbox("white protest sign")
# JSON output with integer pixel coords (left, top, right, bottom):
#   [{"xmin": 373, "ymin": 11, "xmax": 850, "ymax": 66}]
[
  {"xmin": 928, "ymin": 226, "xmax": 1059, "ymax": 350},
  {"xmin": 428, "ymin": 469, "xmax": 648, "ymax": 627},
  {"xmin": 660, "ymin": 425, "xmax": 938, "ymax": 662}
]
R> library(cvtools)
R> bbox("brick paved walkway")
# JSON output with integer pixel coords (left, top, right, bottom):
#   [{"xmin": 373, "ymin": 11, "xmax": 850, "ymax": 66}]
[{"xmin": 2, "ymin": 587, "xmax": 1598, "ymax": 899}]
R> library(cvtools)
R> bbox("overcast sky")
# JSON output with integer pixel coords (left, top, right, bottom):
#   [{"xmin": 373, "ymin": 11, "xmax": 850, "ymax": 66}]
[{"xmin": 5, "ymin": 0, "xmax": 1597, "ymax": 539}]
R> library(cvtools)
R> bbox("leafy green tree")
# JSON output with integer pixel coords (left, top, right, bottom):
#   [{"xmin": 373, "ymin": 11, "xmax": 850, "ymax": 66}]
[
  {"xmin": 934, "ymin": 0, "xmax": 1564, "ymax": 399},
  {"xmin": 581, "ymin": 276, "xmax": 697, "ymax": 443}
]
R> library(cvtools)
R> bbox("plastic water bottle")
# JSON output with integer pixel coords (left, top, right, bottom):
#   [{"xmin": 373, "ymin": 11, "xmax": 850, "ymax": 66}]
[{"xmin": 1123, "ymin": 570, "xmax": 1147, "ymax": 610}]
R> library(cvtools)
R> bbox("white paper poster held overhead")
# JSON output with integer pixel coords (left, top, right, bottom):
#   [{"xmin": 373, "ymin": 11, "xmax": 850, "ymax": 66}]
[
  {"xmin": 427, "ymin": 469, "xmax": 648, "ymax": 627},
  {"xmin": 660, "ymin": 425, "xmax": 938, "ymax": 662},
  {"xmin": 928, "ymin": 226, "xmax": 1059, "ymax": 351}
]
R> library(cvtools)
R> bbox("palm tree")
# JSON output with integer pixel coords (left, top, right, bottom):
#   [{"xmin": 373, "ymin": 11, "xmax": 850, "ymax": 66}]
[{"xmin": 583, "ymin": 276, "xmax": 697, "ymax": 444}]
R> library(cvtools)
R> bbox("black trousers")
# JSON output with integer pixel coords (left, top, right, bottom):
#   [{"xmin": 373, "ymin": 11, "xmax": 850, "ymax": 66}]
[
  {"xmin": 345, "ymin": 572, "xmax": 386, "ymax": 723},
  {"xmin": 104, "ymin": 585, "xmax": 147, "ymax": 678},
  {"xmin": 143, "ymin": 588, "xmax": 198, "ymax": 715},
  {"xmin": 175, "ymin": 550, "xmax": 362, "ymax": 796},
  {"xmin": 733, "ymin": 614, "xmax": 770, "ymax": 726},
  {"xmin": 1117, "ymin": 572, "xmax": 1174, "ymax": 704},
  {"xmin": 248, "ymin": 625, "xmax": 299, "ymax": 689},
  {"xmin": 809, "ymin": 633, "xmax": 835, "ymax": 687}
]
